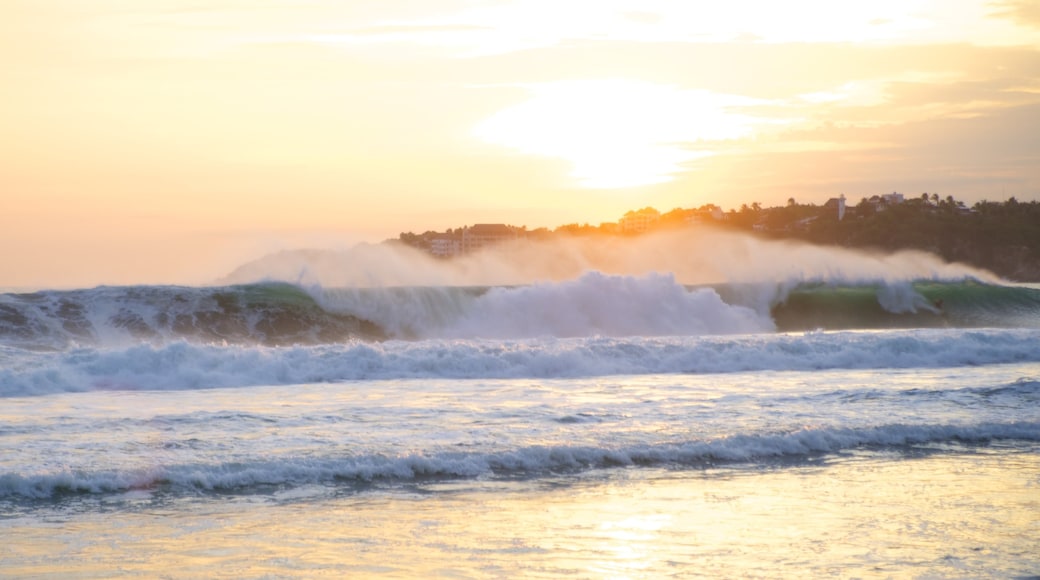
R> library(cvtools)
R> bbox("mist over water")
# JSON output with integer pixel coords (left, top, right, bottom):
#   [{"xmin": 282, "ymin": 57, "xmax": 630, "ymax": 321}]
[
  {"xmin": 220, "ymin": 227, "xmax": 997, "ymax": 289},
  {"xmin": 212, "ymin": 228, "xmax": 1001, "ymax": 338},
  {"xmin": 2, "ymin": 228, "xmax": 1021, "ymax": 351}
]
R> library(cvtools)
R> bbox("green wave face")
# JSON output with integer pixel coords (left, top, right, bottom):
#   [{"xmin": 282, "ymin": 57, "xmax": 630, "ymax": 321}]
[
  {"xmin": 771, "ymin": 281, "xmax": 1040, "ymax": 332},
  {"xmin": 0, "ymin": 283, "xmax": 388, "ymax": 350},
  {"xmin": 3, "ymin": 280, "xmax": 1040, "ymax": 349}
]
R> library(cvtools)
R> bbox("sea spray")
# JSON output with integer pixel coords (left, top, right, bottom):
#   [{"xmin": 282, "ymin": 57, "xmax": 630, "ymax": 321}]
[
  {"xmin": 311, "ymin": 272, "xmax": 772, "ymax": 339},
  {"xmin": 2, "ymin": 277, "xmax": 1039, "ymax": 350},
  {"xmin": 220, "ymin": 228, "xmax": 1000, "ymax": 289}
]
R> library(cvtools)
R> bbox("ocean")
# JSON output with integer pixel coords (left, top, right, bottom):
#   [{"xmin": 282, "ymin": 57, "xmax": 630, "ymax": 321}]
[{"xmin": 2, "ymin": 272, "xmax": 1039, "ymax": 578}]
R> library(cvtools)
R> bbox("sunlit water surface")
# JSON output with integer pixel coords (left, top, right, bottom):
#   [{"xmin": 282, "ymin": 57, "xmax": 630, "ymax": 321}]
[
  {"xmin": 5, "ymin": 452, "xmax": 1039, "ymax": 578},
  {"xmin": 2, "ymin": 362, "xmax": 1038, "ymax": 578}
]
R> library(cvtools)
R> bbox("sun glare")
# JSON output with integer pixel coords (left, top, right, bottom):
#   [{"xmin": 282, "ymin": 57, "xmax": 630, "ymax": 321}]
[{"xmin": 473, "ymin": 79, "xmax": 762, "ymax": 188}]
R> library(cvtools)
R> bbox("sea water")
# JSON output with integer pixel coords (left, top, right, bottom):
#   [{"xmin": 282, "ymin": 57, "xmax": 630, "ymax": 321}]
[{"xmin": 1, "ymin": 276, "xmax": 1039, "ymax": 578}]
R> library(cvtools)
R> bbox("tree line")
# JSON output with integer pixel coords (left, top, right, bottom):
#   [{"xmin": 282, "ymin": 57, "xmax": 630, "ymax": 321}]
[
  {"xmin": 395, "ymin": 195, "xmax": 1040, "ymax": 281},
  {"xmin": 758, "ymin": 195, "xmax": 1040, "ymax": 282}
]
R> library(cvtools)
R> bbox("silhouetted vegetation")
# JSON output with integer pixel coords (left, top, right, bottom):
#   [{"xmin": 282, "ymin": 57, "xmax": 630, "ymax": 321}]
[
  {"xmin": 393, "ymin": 195, "xmax": 1040, "ymax": 281},
  {"xmin": 756, "ymin": 196, "xmax": 1040, "ymax": 281}
]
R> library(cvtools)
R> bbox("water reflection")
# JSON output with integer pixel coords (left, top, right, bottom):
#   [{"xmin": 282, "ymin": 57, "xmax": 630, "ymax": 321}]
[{"xmin": 3, "ymin": 451, "xmax": 1038, "ymax": 578}]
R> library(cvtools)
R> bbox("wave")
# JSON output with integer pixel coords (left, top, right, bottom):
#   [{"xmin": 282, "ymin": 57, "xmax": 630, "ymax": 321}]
[
  {"xmin": 2, "ymin": 274, "xmax": 1039, "ymax": 349},
  {"xmin": 3, "ymin": 421, "xmax": 1036, "ymax": 499},
  {"xmin": 768, "ymin": 279, "xmax": 1040, "ymax": 331},
  {"xmin": 311, "ymin": 271, "xmax": 771, "ymax": 339},
  {"xmin": 3, "ymin": 329, "xmax": 1039, "ymax": 397},
  {"xmin": 0, "ymin": 282, "xmax": 385, "ymax": 350}
]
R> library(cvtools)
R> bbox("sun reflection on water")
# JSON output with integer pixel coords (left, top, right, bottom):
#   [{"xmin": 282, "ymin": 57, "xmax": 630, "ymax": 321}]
[{"xmin": 4, "ymin": 451, "xmax": 1038, "ymax": 577}]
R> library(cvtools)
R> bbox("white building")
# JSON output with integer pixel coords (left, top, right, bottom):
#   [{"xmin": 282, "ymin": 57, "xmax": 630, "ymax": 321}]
[
  {"xmin": 462, "ymin": 224, "xmax": 518, "ymax": 253},
  {"xmin": 882, "ymin": 192, "xmax": 904, "ymax": 204},
  {"xmin": 619, "ymin": 208, "xmax": 661, "ymax": 233},
  {"xmin": 823, "ymin": 194, "xmax": 846, "ymax": 220},
  {"xmin": 429, "ymin": 237, "xmax": 461, "ymax": 258}
]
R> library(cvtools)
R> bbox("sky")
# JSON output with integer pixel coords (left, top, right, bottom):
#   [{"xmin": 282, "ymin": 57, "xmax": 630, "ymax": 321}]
[{"xmin": 3, "ymin": 0, "xmax": 1040, "ymax": 287}]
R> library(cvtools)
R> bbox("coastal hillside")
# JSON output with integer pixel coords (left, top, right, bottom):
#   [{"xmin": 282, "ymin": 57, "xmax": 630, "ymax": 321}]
[
  {"xmin": 778, "ymin": 197, "xmax": 1040, "ymax": 282},
  {"xmin": 395, "ymin": 197, "xmax": 1040, "ymax": 282}
]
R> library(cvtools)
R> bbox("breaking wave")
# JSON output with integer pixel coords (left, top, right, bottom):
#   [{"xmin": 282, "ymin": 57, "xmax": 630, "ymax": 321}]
[
  {"xmin": 3, "ymin": 328, "xmax": 1039, "ymax": 397},
  {"xmin": 2, "ymin": 273, "xmax": 1038, "ymax": 350}
]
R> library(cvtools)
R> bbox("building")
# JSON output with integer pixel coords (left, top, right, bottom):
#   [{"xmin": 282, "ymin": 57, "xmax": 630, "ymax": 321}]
[
  {"xmin": 429, "ymin": 236, "xmax": 461, "ymax": 258},
  {"xmin": 863, "ymin": 192, "xmax": 906, "ymax": 213},
  {"xmin": 462, "ymin": 224, "xmax": 518, "ymax": 253},
  {"xmin": 882, "ymin": 192, "xmax": 904, "ymax": 205},
  {"xmin": 823, "ymin": 194, "xmax": 846, "ymax": 220},
  {"xmin": 687, "ymin": 205, "xmax": 724, "ymax": 223},
  {"xmin": 619, "ymin": 207, "xmax": 661, "ymax": 233}
]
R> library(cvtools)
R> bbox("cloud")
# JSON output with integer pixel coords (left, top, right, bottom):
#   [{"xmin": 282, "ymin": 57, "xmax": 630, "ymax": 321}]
[
  {"xmin": 622, "ymin": 11, "xmax": 663, "ymax": 25},
  {"xmin": 337, "ymin": 24, "xmax": 492, "ymax": 36},
  {"xmin": 473, "ymin": 79, "xmax": 766, "ymax": 188},
  {"xmin": 665, "ymin": 102, "xmax": 1040, "ymax": 207},
  {"xmin": 989, "ymin": 0, "xmax": 1040, "ymax": 29},
  {"xmin": 437, "ymin": 40, "xmax": 1040, "ymax": 101},
  {"xmin": 452, "ymin": 37, "xmax": 1040, "ymax": 196}
]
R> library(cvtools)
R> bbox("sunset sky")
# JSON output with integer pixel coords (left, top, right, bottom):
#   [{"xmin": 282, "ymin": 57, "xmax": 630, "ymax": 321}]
[{"xmin": 3, "ymin": 0, "xmax": 1040, "ymax": 287}]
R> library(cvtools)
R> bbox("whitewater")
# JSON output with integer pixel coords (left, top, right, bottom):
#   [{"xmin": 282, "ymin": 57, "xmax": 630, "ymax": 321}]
[{"xmin": 2, "ymin": 232, "xmax": 1039, "ymax": 578}]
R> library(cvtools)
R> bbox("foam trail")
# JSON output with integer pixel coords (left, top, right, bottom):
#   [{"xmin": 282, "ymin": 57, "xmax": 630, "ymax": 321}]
[{"xmin": 3, "ymin": 421, "xmax": 1036, "ymax": 499}]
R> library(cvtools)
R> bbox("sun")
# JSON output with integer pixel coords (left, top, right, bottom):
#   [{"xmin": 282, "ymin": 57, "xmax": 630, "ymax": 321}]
[{"xmin": 473, "ymin": 79, "xmax": 760, "ymax": 189}]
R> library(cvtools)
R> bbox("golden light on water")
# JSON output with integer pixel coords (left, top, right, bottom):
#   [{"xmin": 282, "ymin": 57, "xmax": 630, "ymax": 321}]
[{"xmin": 7, "ymin": 452, "xmax": 1038, "ymax": 577}]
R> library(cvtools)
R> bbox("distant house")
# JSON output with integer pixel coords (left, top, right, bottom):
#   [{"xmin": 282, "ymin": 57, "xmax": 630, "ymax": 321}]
[
  {"xmin": 619, "ymin": 207, "xmax": 661, "ymax": 233},
  {"xmin": 429, "ymin": 236, "xmax": 461, "ymax": 258},
  {"xmin": 823, "ymin": 194, "xmax": 846, "ymax": 220},
  {"xmin": 687, "ymin": 205, "xmax": 724, "ymax": 222},
  {"xmin": 462, "ymin": 224, "xmax": 518, "ymax": 253},
  {"xmin": 863, "ymin": 192, "xmax": 906, "ymax": 213},
  {"xmin": 882, "ymin": 192, "xmax": 904, "ymax": 205}
]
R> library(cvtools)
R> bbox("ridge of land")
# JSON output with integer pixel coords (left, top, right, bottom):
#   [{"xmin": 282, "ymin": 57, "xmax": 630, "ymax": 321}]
[{"xmin": 395, "ymin": 196, "xmax": 1040, "ymax": 282}]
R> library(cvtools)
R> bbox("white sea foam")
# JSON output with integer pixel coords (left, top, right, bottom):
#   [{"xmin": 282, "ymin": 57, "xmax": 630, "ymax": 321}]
[
  {"xmin": 312, "ymin": 271, "xmax": 773, "ymax": 339},
  {"xmin": 2, "ymin": 328, "xmax": 1039, "ymax": 397},
  {"xmin": 2, "ymin": 421, "xmax": 1036, "ymax": 499},
  {"xmin": 5, "ymin": 266, "xmax": 1025, "ymax": 351}
]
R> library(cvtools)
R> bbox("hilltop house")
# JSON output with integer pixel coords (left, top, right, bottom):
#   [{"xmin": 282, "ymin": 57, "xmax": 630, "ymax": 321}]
[
  {"xmin": 823, "ymin": 194, "xmax": 847, "ymax": 220},
  {"xmin": 619, "ymin": 207, "xmax": 661, "ymax": 233},
  {"xmin": 429, "ymin": 236, "xmax": 461, "ymax": 258},
  {"xmin": 462, "ymin": 224, "xmax": 518, "ymax": 253},
  {"xmin": 855, "ymin": 191, "xmax": 907, "ymax": 214}
]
